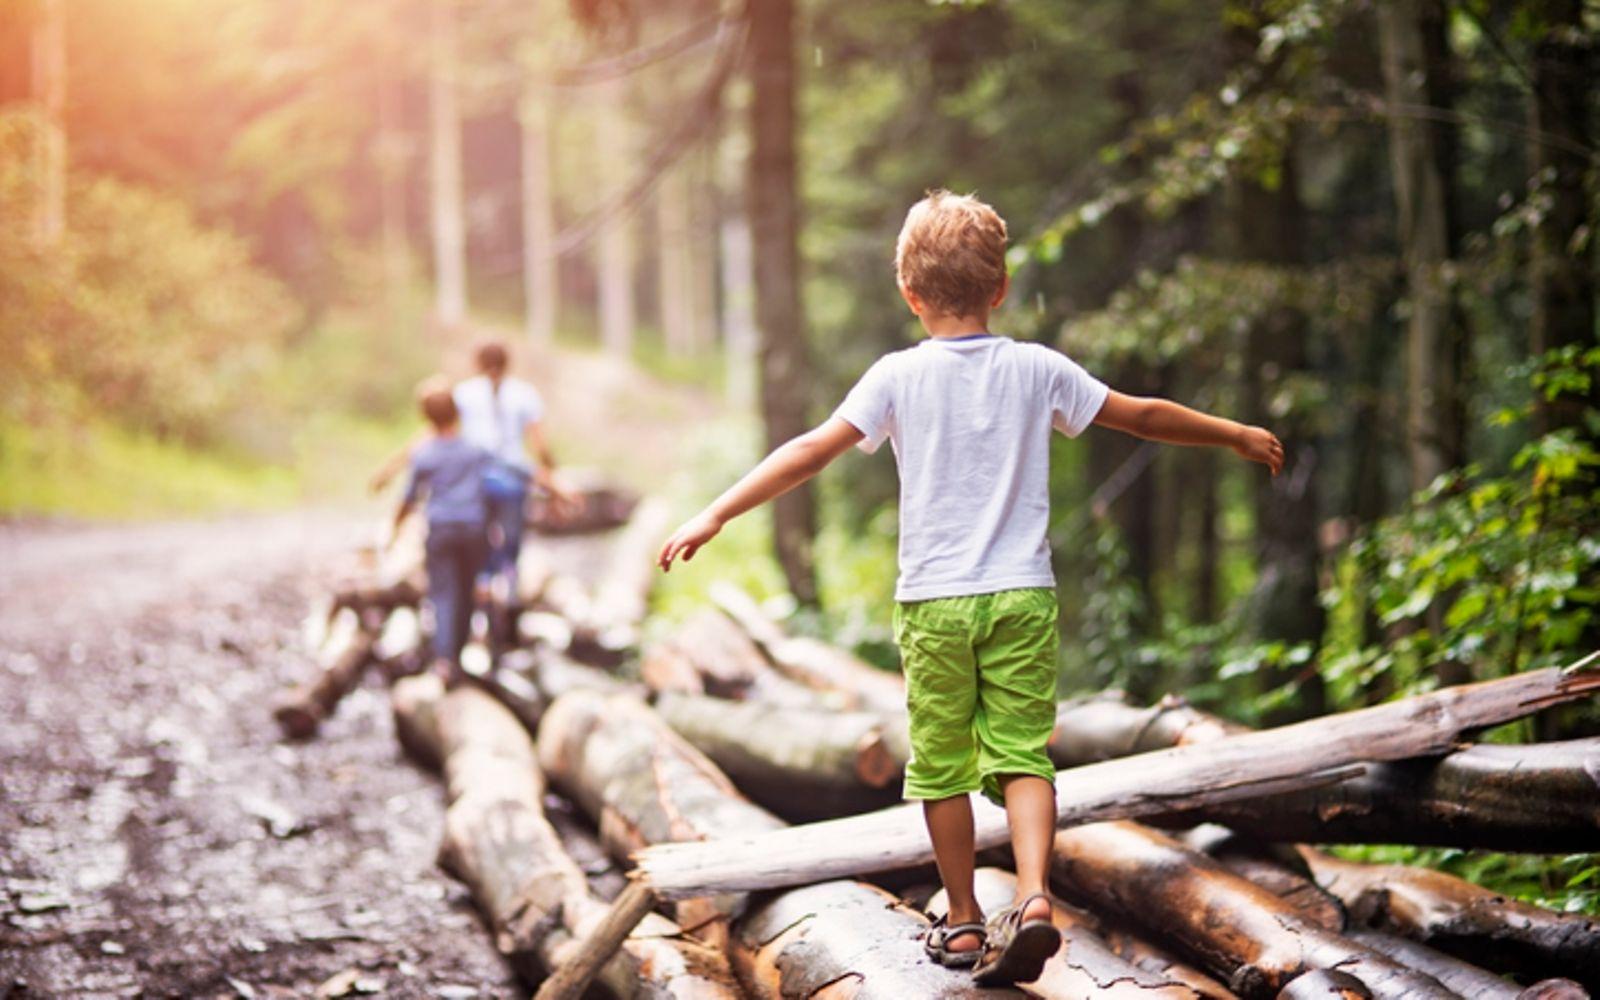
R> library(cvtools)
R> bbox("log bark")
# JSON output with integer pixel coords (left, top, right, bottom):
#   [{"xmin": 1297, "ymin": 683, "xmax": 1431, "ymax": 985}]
[
  {"xmin": 583, "ymin": 497, "xmax": 672, "ymax": 655},
  {"xmin": 1053, "ymin": 691, "xmax": 1600, "ymax": 853},
  {"xmin": 1049, "ymin": 822, "xmax": 1456, "ymax": 998},
  {"xmin": 1302, "ymin": 847, "xmax": 1600, "ymax": 989},
  {"xmin": 731, "ymin": 879, "xmax": 1011, "ymax": 999},
  {"xmin": 710, "ymin": 582, "xmax": 908, "ymax": 715},
  {"xmin": 654, "ymin": 691, "xmax": 900, "ymax": 821},
  {"xmin": 929, "ymin": 868, "xmax": 1230, "ymax": 999},
  {"xmin": 634, "ymin": 662, "xmax": 1600, "ymax": 899},
  {"xmin": 273, "ymin": 609, "xmax": 380, "ymax": 740},
  {"xmin": 391, "ymin": 674, "xmax": 740, "ymax": 998},
  {"xmin": 527, "ymin": 486, "xmax": 639, "ymax": 536}
]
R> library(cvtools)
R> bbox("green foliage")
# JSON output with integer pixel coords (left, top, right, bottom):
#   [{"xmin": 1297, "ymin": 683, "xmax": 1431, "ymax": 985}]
[
  {"xmin": 1332, "ymin": 845, "xmax": 1600, "ymax": 917},
  {"xmin": 0, "ymin": 115, "xmax": 300, "ymax": 446}
]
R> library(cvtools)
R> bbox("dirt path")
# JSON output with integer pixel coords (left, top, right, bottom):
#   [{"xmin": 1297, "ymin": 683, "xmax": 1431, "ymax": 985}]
[{"xmin": 0, "ymin": 512, "xmax": 523, "ymax": 998}]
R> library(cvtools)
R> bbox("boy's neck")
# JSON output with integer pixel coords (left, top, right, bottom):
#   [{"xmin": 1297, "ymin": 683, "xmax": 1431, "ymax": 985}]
[
  {"xmin": 434, "ymin": 424, "xmax": 460, "ymax": 439},
  {"xmin": 920, "ymin": 310, "xmax": 993, "ymax": 340}
]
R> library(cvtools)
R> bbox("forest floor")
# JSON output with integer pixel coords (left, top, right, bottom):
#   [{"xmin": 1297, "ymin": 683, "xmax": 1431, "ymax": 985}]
[
  {"xmin": 0, "ymin": 511, "xmax": 537, "ymax": 998},
  {"xmin": 0, "ymin": 340, "xmax": 725, "ymax": 998}
]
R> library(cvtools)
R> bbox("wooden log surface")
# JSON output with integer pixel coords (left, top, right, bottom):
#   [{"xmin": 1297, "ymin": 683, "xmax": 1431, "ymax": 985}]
[
  {"xmin": 641, "ymin": 609, "xmax": 826, "ymax": 707},
  {"xmin": 1050, "ymin": 822, "xmax": 1458, "ymax": 999},
  {"xmin": 1303, "ymin": 847, "xmax": 1600, "ymax": 990},
  {"xmin": 654, "ymin": 690, "xmax": 901, "ymax": 821},
  {"xmin": 928, "ymin": 867, "xmax": 1231, "ymax": 999},
  {"xmin": 273, "ymin": 608, "xmax": 380, "ymax": 739},
  {"xmin": 634, "ymin": 663, "xmax": 1600, "ymax": 899},
  {"xmin": 391, "ymin": 674, "xmax": 740, "ymax": 998},
  {"xmin": 537, "ymin": 688, "xmax": 1000, "ymax": 997},
  {"xmin": 1055, "ymin": 692, "xmax": 1600, "ymax": 852}
]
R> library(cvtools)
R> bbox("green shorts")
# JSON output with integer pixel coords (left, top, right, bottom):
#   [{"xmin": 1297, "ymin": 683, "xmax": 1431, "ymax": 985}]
[{"xmin": 893, "ymin": 587, "xmax": 1059, "ymax": 806}]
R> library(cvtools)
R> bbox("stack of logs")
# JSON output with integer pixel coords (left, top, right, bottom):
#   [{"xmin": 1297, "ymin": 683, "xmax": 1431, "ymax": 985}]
[{"xmin": 277, "ymin": 503, "xmax": 1600, "ymax": 999}]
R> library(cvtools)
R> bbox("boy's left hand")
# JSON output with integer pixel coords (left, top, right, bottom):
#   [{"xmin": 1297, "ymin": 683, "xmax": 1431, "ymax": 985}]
[
  {"xmin": 658, "ymin": 511, "xmax": 723, "ymax": 572},
  {"xmin": 1233, "ymin": 425, "xmax": 1285, "ymax": 476}
]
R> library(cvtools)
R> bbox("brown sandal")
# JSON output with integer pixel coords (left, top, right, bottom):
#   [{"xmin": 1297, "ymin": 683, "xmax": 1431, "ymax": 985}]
[
  {"xmin": 923, "ymin": 914, "xmax": 987, "ymax": 969},
  {"xmin": 972, "ymin": 893, "xmax": 1059, "ymax": 986}
]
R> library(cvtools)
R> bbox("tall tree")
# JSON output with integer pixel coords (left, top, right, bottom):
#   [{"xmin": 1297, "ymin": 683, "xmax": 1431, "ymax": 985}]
[
  {"xmin": 1377, "ymin": 0, "xmax": 1465, "ymax": 492},
  {"xmin": 519, "ymin": 83, "xmax": 558, "ymax": 345},
  {"xmin": 31, "ymin": 0, "xmax": 65, "ymax": 246},
  {"xmin": 719, "ymin": 133, "xmax": 758, "ymax": 410},
  {"xmin": 429, "ymin": 0, "xmax": 469, "ymax": 328},
  {"xmin": 1527, "ymin": 0, "xmax": 1597, "ymax": 435},
  {"xmin": 748, "ymin": 0, "xmax": 818, "ymax": 604},
  {"xmin": 657, "ymin": 162, "xmax": 694, "ymax": 355},
  {"xmin": 595, "ymin": 76, "xmax": 635, "ymax": 355},
  {"xmin": 375, "ymin": 63, "xmax": 411, "ymax": 338}
]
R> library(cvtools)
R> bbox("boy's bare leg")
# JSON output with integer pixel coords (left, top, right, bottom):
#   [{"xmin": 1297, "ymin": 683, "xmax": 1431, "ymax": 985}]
[
  {"xmin": 923, "ymin": 795, "xmax": 984, "ymax": 952},
  {"xmin": 1000, "ymin": 774, "xmax": 1055, "ymax": 922}
]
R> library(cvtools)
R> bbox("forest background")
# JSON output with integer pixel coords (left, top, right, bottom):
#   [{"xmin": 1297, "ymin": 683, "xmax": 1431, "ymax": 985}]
[{"xmin": 1, "ymin": 0, "xmax": 1596, "ymax": 912}]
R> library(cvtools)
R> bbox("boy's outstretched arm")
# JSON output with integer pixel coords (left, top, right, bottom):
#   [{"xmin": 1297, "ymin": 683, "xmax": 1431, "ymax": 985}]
[
  {"xmin": 658, "ymin": 417, "xmax": 864, "ymax": 571},
  {"xmin": 1093, "ymin": 390, "xmax": 1285, "ymax": 475}
]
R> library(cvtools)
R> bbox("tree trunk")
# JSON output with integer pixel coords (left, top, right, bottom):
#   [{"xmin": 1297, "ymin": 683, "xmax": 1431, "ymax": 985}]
[
  {"xmin": 273, "ymin": 609, "xmax": 380, "ymax": 740},
  {"xmin": 1377, "ymin": 0, "xmax": 1464, "ymax": 492},
  {"xmin": 1194, "ymin": 449, "xmax": 1221, "ymax": 623},
  {"xmin": 390, "ymin": 676, "xmax": 741, "ymax": 998},
  {"xmin": 929, "ymin": 868, "xmax": 1232, "ymax": 999},
  {"xmin": 428, "ymin": 0, "xmax": 467, "ymax": 328},
  {"xmin": 747, "ymin": 0, "xmax": 818, "ymax": 606},
  {"xmin": 1051, "ymin": 691, "xmax": 1600, "ymax": 852},
  {"xmin": 656, "ymin": 164, "xmax": 693, "ymax": 356},
  {"xmin": 519, "ymin": 85, "xmax": 557, "ymax": 346},
  {"xmin": 710, "ymin": 582, "xmax": 908, "ymax": 715},
  {"xmin": 1049, "ymin": 823, "xmax": 1455, "ymax": 999},
  {"xmin": 1529, "ymin": 0, "xmax": 1598, "ymax": 434},
  {"xmin": 31, "ymin": 0, "xmax": 65, "ymax": 247},
  {"xmin": 718, "ymin": 138, "xmax": 759, "ymax": 411},
  {"xmin": 655, "ymin": 691, "xmax": 901, "ymax": 822},
  {"xmin": 581, "ymin": 497, "xmax": 672, "ymax": 655},
  {"xmin": 376, "ymin": 65, "xmax": 410, "ymax": 338},
  {"xmin": 633, "ymin": 662, "xmax": 1600, "ymax": 899},
  {"xmin": 595, "ymin": 77, "xmax": 634, "ymax": 356},
  {"xmin": 1302, "ymin": 848, "xmax": 1600, "ymax": 989}
]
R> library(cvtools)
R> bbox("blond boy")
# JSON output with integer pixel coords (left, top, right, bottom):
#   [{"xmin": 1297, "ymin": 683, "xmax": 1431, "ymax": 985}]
[{"xmin": 658, "ymin": 190, "xmax": 1283, "ymax": 985}]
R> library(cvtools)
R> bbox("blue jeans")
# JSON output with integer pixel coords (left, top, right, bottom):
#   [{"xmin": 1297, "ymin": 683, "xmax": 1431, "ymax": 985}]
[
  {"xmin": 425, "ymin": 520, "xmax": 489, "ymax": 665},
  {"xmin": 485, "ymin": 482, "xmax": 528, "ymax": 593}
]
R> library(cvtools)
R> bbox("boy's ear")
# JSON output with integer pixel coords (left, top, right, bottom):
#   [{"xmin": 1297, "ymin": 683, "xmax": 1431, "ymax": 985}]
[
  {"xmin": 898, "ymin": 279, "xmax": 923, "ymax": 316},
  {"xmin": 991, "ymin": 273, "xmax": 1010, "ymax": 310}
]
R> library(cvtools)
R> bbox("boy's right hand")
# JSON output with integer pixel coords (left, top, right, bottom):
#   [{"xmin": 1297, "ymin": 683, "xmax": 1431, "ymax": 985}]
[
  {"xmin": 1233, "ymin": 425, "xmax": 1285, "ymax": 476},
  {"xmin": 658, "ymin": 511, "xmax": 723, "ymax": 572}
]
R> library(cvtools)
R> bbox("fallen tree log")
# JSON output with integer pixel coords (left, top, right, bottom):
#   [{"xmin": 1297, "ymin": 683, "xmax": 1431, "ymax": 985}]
[
  {"xmin": 1055, "ymin": 692, "xmax": 1600, "ymax": 852},
  {"xmin": 709, "ymin": 581, "xmax": 908, "ymax": 716},
  {"xmin": 391, "ymin": 674, "xmax": 740, "ymax": 998},
  {"xmin": 654, "ymin": 691, "xmax": 901, "ymax": 822},
  {"xmin": 634, "ymin": 661, "xmax": 1600, "ymax": 899},
  {"xmin": 528, "ymin": 483, "xmax": 639, "ymax": 536},
  {"xmin": 1182, "ymin": 828, "xmax": 1566, "ymax": 1000},
  {"xmin": 1302, "ymin": 847, "xmax": 1600, "ymax": 990},
  {"xmin": 587, "ymin": 497, "xmax": 672, "ymax": 647},
  {"xmin": 1049, "ymin": 822, "xmax": 1457, "ymax": 999},
  {"xmin": 928, "ymin": 867, "xmax": 1231, "ymax": 999},
  {"xmin": 1048, "ymin": 692, "xmax": 1245, "ymax": 766},
  {"xmin": 273, "ymin": 608, "xmax": 380, "ymax": 740},
  {"xmin": 640, "ymin": 610, "xmax": 823, "ymax": 707},
  {"xmin": 536, "ymin": 688, "xmax": 997, "ymax": 997}
]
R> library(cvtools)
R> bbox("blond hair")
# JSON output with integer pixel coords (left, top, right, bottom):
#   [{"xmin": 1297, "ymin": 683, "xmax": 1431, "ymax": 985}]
[{"xmin": 894, "ymin": 190, "xmax": 1009, "ymax": 316}]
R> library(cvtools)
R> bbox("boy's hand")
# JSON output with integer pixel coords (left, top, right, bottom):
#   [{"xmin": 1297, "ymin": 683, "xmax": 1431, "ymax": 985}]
[
  {"xmin": 1233, "ymin": 425, "xmax": 1285, "ymax": 476},
  {"xmin": 658, "ymin": 511, "xmax": 723, "ymax": 572}
]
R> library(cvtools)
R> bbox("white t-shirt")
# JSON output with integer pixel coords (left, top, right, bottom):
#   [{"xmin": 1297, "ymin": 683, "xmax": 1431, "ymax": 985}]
[
  {"xmin": 833, "ymin": 335, "xmax": 1109, "ymax": 602},
  {"xmin": 453, "ymin": 375, "xmax": 546, "ymax": 471}
]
